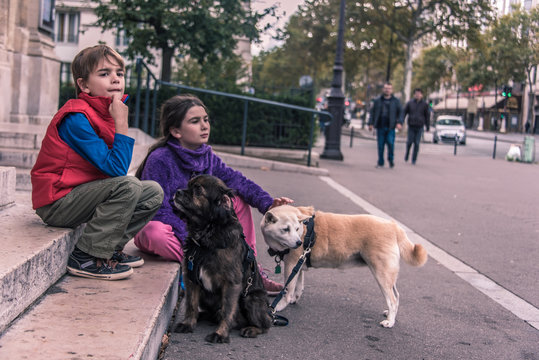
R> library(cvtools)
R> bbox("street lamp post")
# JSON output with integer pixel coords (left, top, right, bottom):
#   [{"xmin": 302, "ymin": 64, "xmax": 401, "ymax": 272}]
[{"xmin": 321, "ymin": 0, "xmax": 345, "ymax": 161}]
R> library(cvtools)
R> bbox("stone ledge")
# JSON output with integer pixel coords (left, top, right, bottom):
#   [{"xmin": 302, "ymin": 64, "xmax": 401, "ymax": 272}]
[
  {"xmin": 0, "ymin": 241, "xmax": 179, "ymax": 360},
  {"xmin": 216, "ymin": 151, "xmax": 329, "ymax": 177},
  {"xmin": 0, "ymin": 167, "xmax": 16, "ymax": 209},
  {"xmin": 0, "ymin": 191, "xmax": 180, "ymax": 359}
]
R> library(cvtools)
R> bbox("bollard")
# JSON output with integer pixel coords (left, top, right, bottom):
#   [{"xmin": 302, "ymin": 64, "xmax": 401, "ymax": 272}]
[
  {"xmin": 454, "ymin": 134, "xmax": 458, "ymax": 155},
  {"xmin": 350, "ymin": 127, "xmax": 354, "ymax": 147},
  {"xmin": 493, "ymin": 135, "xmax": 497, "ymax": 159}
]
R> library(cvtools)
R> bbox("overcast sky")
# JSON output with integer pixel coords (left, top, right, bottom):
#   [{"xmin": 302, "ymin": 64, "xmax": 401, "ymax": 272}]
[{"xmin": 251, "ymin": 0, "xmax": 305, "ymax": 55}]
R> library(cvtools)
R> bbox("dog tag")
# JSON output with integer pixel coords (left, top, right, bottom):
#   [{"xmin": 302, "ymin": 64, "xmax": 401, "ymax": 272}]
[
  {"xmin": 188, "ymin": 260, "xmax": 194, "ymax": 271},
  {"xmin": 275, "ymin": 264, "xmax": 281, "ymax": 274}
]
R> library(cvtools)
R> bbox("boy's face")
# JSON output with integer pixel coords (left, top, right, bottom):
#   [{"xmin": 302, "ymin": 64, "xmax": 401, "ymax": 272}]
[{"xmin": 77, "ymin": 56, "xmax": 125, "ymax": 99}]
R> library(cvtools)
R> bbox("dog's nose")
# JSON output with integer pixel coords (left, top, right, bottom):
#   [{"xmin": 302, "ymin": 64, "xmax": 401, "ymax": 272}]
[{"xmin": 296, "ymin": 240, "xmax": 302, "ymax": 248}]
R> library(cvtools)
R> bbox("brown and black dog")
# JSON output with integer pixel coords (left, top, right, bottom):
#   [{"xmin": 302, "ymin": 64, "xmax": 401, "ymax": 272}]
[{"xmin": 173, "ymin": 174, "xmax": 272, "ymax": 343}]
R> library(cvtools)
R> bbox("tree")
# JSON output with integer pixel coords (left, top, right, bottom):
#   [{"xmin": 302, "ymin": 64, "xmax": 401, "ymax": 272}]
[
  {"xmin": 413, "ymin": 45, "xmax": 456, "ymax": 95},
  {"xmin": 489, "ymin": 5, "xmax": 539, "ymax": 126},
  {"xmin": 252, "ymin": 0, "xmax": 401, "ymax": 102},
  {"xmin": 361, "ymin": 0, "xmax": 494, "ymax": 102},
  {"xmin": 92, "ymin": 0, "xmax": 274, "ymax": 81}
]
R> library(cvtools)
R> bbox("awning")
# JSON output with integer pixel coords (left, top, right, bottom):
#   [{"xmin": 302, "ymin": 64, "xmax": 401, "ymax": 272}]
[{"xmin": 433, "ymin": 95, "xmax": 501, "ymax": 111}]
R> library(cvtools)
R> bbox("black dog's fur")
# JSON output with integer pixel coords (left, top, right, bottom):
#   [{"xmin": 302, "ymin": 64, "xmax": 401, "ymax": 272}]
[{"xmin": 173, "ymin": 175, "xmax": 272, "ymax": 343}]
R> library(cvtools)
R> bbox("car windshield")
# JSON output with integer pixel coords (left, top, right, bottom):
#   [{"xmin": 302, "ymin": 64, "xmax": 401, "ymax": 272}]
[{"xmin": 437, "ymin": 119, "xmax": 462, "ymax": 126}]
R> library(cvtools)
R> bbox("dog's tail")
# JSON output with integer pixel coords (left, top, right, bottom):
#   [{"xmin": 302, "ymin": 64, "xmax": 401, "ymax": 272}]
[{"xmin": 396, "ymin": 225, "xmax": 428, "ymax": 267}]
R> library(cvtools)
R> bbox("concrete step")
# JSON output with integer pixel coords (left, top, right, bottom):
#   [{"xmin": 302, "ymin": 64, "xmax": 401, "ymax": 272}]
[
  {"xmin": 15, "ymin": 167, "xmax": 31, "ymax": 191},
  {"xmin": 0, "ymin": 192, "xmax": 84, "ymax": 333},
  {"xmin": 0, "ymin": 191, "xmax": 180, "ymax": 359},
  {"xmin": 0, "ymin": 166, "xmax": 16, "ymax": 209},
  {"xmin": 0, "ymin": 131, "xmax": 41, "ymax": 149},
  {"xmin": 0, "ymin": 147, "xmax": 39, "ymax": 168},
  {"xmin": 0, "ymin": 123, "xmax": 46, "ymax": 149}
]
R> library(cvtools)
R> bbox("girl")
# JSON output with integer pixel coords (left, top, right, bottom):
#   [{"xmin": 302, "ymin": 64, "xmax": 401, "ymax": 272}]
[{"xmin": 134, "ymin": 94, "xmax": 292, "ymax": 294}]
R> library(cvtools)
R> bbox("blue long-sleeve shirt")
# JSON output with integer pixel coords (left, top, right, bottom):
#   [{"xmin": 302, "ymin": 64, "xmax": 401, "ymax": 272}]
[{"xmin": 58, "ymin": 113, "xmax": 134, "ymax": 177}]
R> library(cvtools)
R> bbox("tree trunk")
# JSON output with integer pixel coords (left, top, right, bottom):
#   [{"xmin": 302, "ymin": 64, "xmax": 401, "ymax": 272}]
[
  {"xmin": 526, "ymin": 65, "xmax": 536, "ymax": 131},
  {"xmin": 161, "ymin": 47, "xmax": 174, "ymax": 82},
  {"xmin": 403, "ymin": 40, "xmax": 414, "ymax": 103}
]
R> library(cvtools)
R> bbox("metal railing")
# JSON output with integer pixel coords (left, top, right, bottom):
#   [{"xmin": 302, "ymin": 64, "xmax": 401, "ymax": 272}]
[{"xmin": 132, "ymin": 58, "xmax": 332, "ymax": 167}]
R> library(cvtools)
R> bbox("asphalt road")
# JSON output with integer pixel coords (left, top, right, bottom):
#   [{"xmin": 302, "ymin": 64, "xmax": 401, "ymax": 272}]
[{"xmin": 163, "ymin": 134, "xmax": 539, "ymax": 360}]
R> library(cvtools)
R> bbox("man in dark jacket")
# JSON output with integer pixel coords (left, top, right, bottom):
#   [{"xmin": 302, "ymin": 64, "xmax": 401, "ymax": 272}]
[
  {"xmin": 368, "ymin": 82, "xmax": 403, "ymax": 168},
  {"xmin": 402, "ymin": 88, "xmax": 430, "ymax": 164}
]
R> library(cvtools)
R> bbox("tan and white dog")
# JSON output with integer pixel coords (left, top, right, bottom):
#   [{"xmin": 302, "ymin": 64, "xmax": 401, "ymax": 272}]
[{"xmin": 260, "ymin": 205, "xmax": 428, "ymax": 328}]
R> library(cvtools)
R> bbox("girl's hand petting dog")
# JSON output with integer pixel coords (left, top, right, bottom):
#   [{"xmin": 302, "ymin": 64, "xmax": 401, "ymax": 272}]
[{"xmin": 269, "ymin": 197, "xmax": 294, "ymax": 210}]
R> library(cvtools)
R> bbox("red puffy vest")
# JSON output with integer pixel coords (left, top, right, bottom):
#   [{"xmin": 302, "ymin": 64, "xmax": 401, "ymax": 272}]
[{"xmin": 31, "ymin": 93, "xmax": 125, "ymax": 209}]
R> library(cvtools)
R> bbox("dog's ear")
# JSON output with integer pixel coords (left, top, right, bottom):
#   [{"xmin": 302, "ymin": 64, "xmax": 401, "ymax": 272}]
[
  {"xmin": 263, "ymin": 211, "xmax": 278, "ymax": 225},
  {"xmin": 217, "ymin": 194, "xmax": 233, "ymax": 210}
]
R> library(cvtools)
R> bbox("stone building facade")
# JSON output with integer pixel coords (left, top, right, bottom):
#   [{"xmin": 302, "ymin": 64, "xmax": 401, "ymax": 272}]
[{"xmin": 0, "ymin": 0, "xmax": 60, "ymax": 124}]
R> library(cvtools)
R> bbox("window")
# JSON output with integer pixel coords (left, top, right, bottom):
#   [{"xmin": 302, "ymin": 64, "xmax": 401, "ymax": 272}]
[
  {"xmin": 115, "ymin": 29, "xmax": 130, "ymax": 47},
  {"xmin": 55, "ymin": 11, "xmax": 79, "ymax": 43}
]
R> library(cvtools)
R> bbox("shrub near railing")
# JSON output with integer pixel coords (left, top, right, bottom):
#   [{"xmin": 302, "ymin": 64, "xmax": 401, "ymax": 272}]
[
  {"xmin": 126, "ymin": 86, "xmax": 318, "ymax": 149},
  {"xmin": 58, "ymin": 84, "xmax": 319, "ymax": 149}
]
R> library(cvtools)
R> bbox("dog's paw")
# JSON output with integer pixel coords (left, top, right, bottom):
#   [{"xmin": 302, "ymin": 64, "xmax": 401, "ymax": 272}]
[
  {"xmin": 379, "ymin": 319, "xmax": 394, "ymax": 328},
  {"xmin": 240, "ymin": 326, "xmax": 264, "ymax": 338},
  {"xmin": 205, "ymin": 332, "xmax": 230, "ymax": 343},
  {"xmin": 174, "ymin": 323, "xmax": 194, "ymax": 333}
]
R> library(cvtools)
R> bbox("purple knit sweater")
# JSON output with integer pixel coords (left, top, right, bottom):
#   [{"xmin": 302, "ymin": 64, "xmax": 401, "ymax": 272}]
[{"xmin": 140, "ymin": 139, "xmax": 274, "ymax": 244}]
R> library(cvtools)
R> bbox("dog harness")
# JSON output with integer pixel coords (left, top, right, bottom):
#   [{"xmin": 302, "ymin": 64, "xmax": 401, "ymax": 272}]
[{"xmin": 185, "ymin": 233, "xmax": 257, "ymax": 297}]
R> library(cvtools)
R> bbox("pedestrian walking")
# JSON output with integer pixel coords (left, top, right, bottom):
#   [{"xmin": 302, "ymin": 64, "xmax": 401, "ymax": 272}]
[
  {"xmin": 31, "ymin": 45, "xmax": 164, "ymax": 280},
  {"xmin": 368, "ymin": 82, "xmax": 403, "ymax": 168},
  {"xmin": 402, "ymin": 88, "xmax": 430, "ymax": 165}
]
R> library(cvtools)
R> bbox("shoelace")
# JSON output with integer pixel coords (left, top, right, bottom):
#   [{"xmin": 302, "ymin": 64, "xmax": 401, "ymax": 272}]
[{"xmin": 96, "ymin": 258, "xmax": 119, "ymax": 270}]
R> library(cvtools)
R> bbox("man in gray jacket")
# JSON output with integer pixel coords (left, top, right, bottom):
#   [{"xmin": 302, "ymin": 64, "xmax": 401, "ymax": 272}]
[
  {"xmin": 402, "ymin": 88, "xmax": 430, "ymax": 165},
  {"xmin": 368, "ymin": 82, "xmax": 403, "ymax": 168}
]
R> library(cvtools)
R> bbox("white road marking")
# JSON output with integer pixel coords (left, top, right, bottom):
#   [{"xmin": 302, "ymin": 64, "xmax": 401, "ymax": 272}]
[{"xmin": 319, "ymin": 175, "xmax": 539, "ymax": 330}]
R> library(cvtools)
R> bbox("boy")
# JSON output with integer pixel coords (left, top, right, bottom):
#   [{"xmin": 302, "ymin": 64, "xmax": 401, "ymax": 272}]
[{"xmin": 31, "ymin": 45, "xmax": 164, "ymax": 280}]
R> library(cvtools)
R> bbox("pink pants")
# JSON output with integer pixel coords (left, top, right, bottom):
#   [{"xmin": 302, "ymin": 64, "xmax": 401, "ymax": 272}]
[{"xmin": 134, "ymin": 196, "xmax": 257, "ymax": 263}]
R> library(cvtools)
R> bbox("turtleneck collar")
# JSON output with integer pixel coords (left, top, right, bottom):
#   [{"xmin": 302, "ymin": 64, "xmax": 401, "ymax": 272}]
[
  {"xmin": 78, "ymin": 92, "xmax": 129, "ymax": 121},
  {"xmin": 166, "ymin": 138, "xmax": 213, "ymax": 173}
]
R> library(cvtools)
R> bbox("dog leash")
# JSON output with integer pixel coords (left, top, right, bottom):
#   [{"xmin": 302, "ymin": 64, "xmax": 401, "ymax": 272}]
[{"xmin": 268, "ymin": 216, "xmax": 316, "ymax": 327}]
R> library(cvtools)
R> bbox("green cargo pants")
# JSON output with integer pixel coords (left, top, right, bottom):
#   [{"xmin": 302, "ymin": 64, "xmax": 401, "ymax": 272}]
[{"xmin": 36, "ymin": 176, "xmax": 164, "ymax": 259}]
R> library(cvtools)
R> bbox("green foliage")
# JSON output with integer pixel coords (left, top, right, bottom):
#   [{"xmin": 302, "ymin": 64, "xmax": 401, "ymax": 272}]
[
  {"xmin": 124, "ymin": 85, "xmax": 316, "ymax": 149},
  {"xmin": 413, "ymin": 45, "xmax": 456, "ymax": 94},
  {"xmin": 454, "ymin": 5, "xmax": 538, "ymax": 91},
  {"xmin": 172, "ymin": 55, "xmax": 247, "ymax": 93},
  {"xmin": 92, "ymin": 0, "xmax": 274, "ymax": 81}
]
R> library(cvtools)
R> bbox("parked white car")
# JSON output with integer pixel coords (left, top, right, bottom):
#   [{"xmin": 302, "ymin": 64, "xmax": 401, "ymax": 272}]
[{"xmin": 433, "ymin": 115, "xmax": 466, "ymax": 145}]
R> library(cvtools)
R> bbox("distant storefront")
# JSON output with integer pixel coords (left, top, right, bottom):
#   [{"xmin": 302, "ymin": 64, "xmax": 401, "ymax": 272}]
[{"xmin": 433, "ymin": 94, "xmax": 522, "ymax": 133}]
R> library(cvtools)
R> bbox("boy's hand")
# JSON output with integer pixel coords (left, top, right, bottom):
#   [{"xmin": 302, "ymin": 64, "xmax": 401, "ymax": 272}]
[
  {"xmin": 269, "ymin": 197, "xmax": 294, "ymax": 210},
  {"xmin": 109, "ymin": 93, "xmax": 129, "ymax": 135}
]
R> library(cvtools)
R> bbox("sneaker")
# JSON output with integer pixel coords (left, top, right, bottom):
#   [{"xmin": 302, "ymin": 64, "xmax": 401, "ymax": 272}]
[
  {"xmin": 389, "ymin": 160, "xmax": 394, "ymax": 168},
  {"xmin": 111, "ymin": 251, "xmax": 144, "ymax": 268},
  {"xmin": 67, "ymin": 247, "xmax": 133, "ymax": 280},
  {"xmin": 259, "ymin": 266, "xmax": 284, "ymax": 296}
]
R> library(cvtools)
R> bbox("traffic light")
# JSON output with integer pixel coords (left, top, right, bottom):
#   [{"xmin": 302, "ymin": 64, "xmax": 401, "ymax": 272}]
[{"xmin": 502, "ymin": 85, "xmax": 512, "ymax": 98}]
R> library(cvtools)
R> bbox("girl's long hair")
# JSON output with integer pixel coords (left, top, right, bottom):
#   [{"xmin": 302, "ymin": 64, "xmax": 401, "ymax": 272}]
[{"xmin": 135, "ymin": 94, "xmax": 208, "ymax": 179}]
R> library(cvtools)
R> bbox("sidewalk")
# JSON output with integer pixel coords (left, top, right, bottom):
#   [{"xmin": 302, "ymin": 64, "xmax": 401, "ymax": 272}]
[
  {"xmin": 163, "ymin": 133, "xmax": 539, "ymax": 359},
  {"xmin": 344, "ymin": 123, "xmax": 538, "ymax": 144}
]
